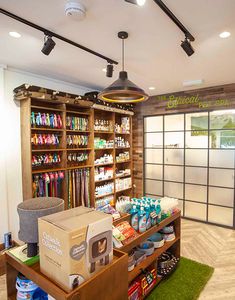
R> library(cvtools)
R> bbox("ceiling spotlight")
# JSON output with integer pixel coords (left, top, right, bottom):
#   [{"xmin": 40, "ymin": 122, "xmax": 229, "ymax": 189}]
[
  {"xmin": 106, "ymin": 64, "xmax": 114, "ymax": 78},
  {"xmin": 125, "ymin": 0, "xmax": 146, "ymax": 6},
  {"xmin": 41, "ymin": 35, "xmax": 56, "ymax": 55},
  {"xmin": 149, "ymin": 87, "xmax": 156, "ymax": 90},
  {"xmin": 9, "ymin": 31, "xmax": 21, "ymax": 38},
  {"xmin": 181, "ymin": 37, "xmax": 194, "ymax": 57},
  {"xmin": 219, "ymin": 31, "xmax": 231, "ymax": 38},
  {"xmin": 102, "ymin": 68, "xmax": 106, "ymax": 72}
]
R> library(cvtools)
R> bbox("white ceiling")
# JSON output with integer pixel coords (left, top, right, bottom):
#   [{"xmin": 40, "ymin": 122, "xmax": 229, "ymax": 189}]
[{"xmin": 0, "ymin": 0, "xmax": 235, "ymax": 95}]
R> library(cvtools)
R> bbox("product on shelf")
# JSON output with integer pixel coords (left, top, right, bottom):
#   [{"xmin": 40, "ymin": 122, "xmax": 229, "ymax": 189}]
[
  {"xmin": 128, "ymin": 281, "xmax": 141, "ymax": 300},
  {"xmin": 31, "ymin": 112, "xmax": 63, "ymax": 129},
  {"xmin": 66, "ymin": 116, "xmax": 89, "ymax": 131},
  {"xmin": 94, "ymin": 119, "xmax": 113, "ymax": 132},
  {"xmin": 159, "ymin": 197, "xmax": 179, "ymax": 219},
  {"xmin": 67, "ymin": 135, "xmax": 88, "ymax": 148},
  {"xmin": 112, "ymin": 221, "xmax": 137, "ymax": 246},
  {"xmin": 94, "ymin": 137, "xmax": 114, "ymax": 149},
  {"xmin": 160, "ymin": 224, "xmax": 176, "ymax": 242},
  {"xmin": 116, "ymin": 151, "xmax": 130, "ymax": 162},
  {"xmin": 95, "ymin": 154, "xmax": 113, "ymax": 165},
  {"xmin": 115, "ymin": 177, "xmax": 132, "ymax": 192},
  {"xmin": 32, "ymin": 171, "xmax": 65, "ymax": 198},
  {"xmin": 96, "ymin": 204, "xmax": 121, "ymax": 220},
  {"xmin": 116, "ymin": 197, "xmax": 131, "ymax": 213},
  {"xmin": 67, "ymin": 168, "xmax": 90, "ymax": 208},
  {"xmin": 95, "ymin": 195, "xmax": 114, "ymax": 208},
  {"xmin": 115, "ymin": 117, "xmax": 130, "ymax": 134},
  {"xmin": 95, "ymin": 182, "xmax": 114, "ymax": 197},
  {"xmin": 115, "ymin": 137, "xmax": 130, "ymax": 148},
  {"xmin": 137, "ymin": 241, "xmax": 155, "ymax": 256},
  {"xmin": 157, "ymin": 252, "xmax": 179, "ymax": 278},
  {"xmin": 67, "ymin": 152, "xmax": 88, "ymax": 163},
  {"xmin": 116, "ymin": 168, "xmax": 131, "ymax": 177},
  {"xmin": 148, "ymin": 233, "xmax": 165, "ymax": 249},
  {"xmin": 31, "ymin": 134, "xmax": 60, "ymax": 146},
  {"xmin": 32, "ymin": 153, "xmax": 61, "ymax": 167},
  {"xmin": 95, "ymin": 166, "xmax": 113, "ymax": 182}
]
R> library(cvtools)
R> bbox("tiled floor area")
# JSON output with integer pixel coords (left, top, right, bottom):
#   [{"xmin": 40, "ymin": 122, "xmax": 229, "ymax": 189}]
[{"xmin": 1, "ymin": 219, "xmax": 235, "ymax": 299}]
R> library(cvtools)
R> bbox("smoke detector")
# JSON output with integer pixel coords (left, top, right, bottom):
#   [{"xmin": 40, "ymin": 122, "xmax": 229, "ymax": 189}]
[{"xmin": 65, "ymin": 1, "xmax": 86, "ymax": 21}]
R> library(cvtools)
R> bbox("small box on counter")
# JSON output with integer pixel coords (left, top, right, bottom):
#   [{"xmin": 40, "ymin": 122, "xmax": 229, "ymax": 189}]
[{"xmin": 38, "ymin": 206, "xmax": 113, "ymax": 292}]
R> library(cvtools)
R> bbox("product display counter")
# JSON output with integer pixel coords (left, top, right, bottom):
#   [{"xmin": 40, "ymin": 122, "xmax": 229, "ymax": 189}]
[{"xmin": 5, "ymin": 249, "xmax": 128, "ymax": 300}]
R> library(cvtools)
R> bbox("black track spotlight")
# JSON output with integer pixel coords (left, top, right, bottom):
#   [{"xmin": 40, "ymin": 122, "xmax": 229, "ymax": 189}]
[
  {"xmin": 41, "ymin": 35, "xmax": 56, "ymax": 56},
  {"xmin": 181, "ymin": 37, "xmax": 194, "ymax": 57},
  {"xmin": 125, "ymin": 0, "xmax": 146, "ymax": 6},
  {"xmin": 106, "ymin": 63, "xmax": 114, "ymax": 78}
]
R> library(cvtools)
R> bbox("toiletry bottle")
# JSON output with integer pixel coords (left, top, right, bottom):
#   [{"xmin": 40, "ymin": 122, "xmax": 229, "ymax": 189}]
[
  {"xmin": 150, "ymin": 202, "xmax": 157, "ymax": 226},
  {"xmin": 156, "ymin": 200, "xmax": 162, "ymax": 223},
  {"xmin": 145, "ymin": 204, "xmax": 152, "ymax": 230},
  {"xmin": 130, "ymin": 205, "xmax": 139, "ymax": 231},
  {"xmin": 138, "ymin": 206, "xmax": 147, "ymax": 233}
]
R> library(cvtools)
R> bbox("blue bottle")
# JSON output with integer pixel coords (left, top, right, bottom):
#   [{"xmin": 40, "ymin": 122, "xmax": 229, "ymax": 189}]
[
  {"xmin": 156, "ymin": 200, "xmax": 162, "ymax": 223},
  {"xmin": 130, "ymin": 205, "xmax": 139, "ymax": 231},
  {"xmin": 145, "ymin": 204, "xmax": 152, "ymax": 230},
  {"xmin": 138, "ymin": 206, "xmax": 147, "ymax": 233}
]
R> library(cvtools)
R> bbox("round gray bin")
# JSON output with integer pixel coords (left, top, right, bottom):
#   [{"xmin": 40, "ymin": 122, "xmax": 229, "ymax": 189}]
[{"xmin": 17, "ymin": 197, "xmax": 64, "ymax": 257}]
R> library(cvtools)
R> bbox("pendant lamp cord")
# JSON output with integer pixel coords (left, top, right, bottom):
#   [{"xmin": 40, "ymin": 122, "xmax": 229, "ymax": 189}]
[{"xmin": 122, "ymin": 38, "xmax": 125, "ymax": 71}]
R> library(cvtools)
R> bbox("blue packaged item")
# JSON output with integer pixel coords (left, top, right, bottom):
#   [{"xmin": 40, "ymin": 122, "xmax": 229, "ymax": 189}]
[
  {"xmin": 145, "ymin": 204, "xmax": 152, "ymax": 230},
  {"xmin": 138, "ymin": 206, "xmax": 147, "ymax": 233},
  {"xmin": 130, "ymin": 205, "xmax": 139, "ymax": 231},
  {"xmin": 150, "ymin": 203, "xmax": 157, "ymax": 226},
  {"xmin": 156, "ymin": 200, "xmax": 162, "ymax": 223}
]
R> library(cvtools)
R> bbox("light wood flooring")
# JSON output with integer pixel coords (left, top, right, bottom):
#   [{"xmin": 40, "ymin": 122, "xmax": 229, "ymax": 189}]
[{"xmin": 0, "ymin": 219, "xmax": 234, "ymax": 300}]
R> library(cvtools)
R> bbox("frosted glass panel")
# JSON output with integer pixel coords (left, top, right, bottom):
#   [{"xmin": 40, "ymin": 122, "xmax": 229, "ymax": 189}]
[
  {"xmin": 209, "ymin": 168, "xmax": 234, "ymax": 188},
  {"xmin": 185, "ymin": 202, "xmax": 207, "ymax": 221},
  {"xmin": 164, "ymin": 149, "xmax": 184, "ymax": 165},
  {"xmin": 209, "ymin": 130, "xmax": 235, "ymax": 149},
  {"xmin": 164, "ymin": 182, "xmax": 183, "ymax": 199},
  {"xmin": 145, "ymin": 180, "xmax": 162, "ymax": 195},
  {"xmin": 209, "ymin": 150, "xmax": 234, "ymax": 168},
  {"xmin": 145, "ymin": 164, "xmax": 163, "ymax": 180},
  {"xmin": 165, "ymin": 132, "xmax": 184, "ymax": 148},
  {"xmin": 177, "ymin": 200, "xmax": 184, "ymax": 213},
  {"xmin": 210, "ymin": 110, "xmax": 235, "ymax": 130},
  {"xmin": 208, "ymin": 205, "xmax": 233, "ymax": 226},
  {"xmin": 185, "ymin": 184, "xmax": 207, "ymax": 203},
  {"xmin": 209, "ymin": 187, "xmax": 234, "ymax": 207},
  {"xmin": 185, "ymin": 149, "xmax": 208, "ymax": 166},
  {"xmin": 145, "ymin": 149, "xmax": 163, "ymax": 164},
  {"xmin": 185, "ymin": 167, "xmax": 207, "ymax": 184},
  {"xmin": 164, "ymin": 166, "xmax": 183, "ymax": 182},
  {"xmin": 164, "ymin": 114, "xmax": 184, "ymax": 131},
  {"xmin": 144, "ymin": 116, "xmax": 163, "ymax": 132},
  {"xmin": 186, "ymin": 131, "xmax": 208, "ymax": 148},
  {"xmin": 186, "ymin": 112, "xmax": 208, "ymax": 131},
  {"xmin": 145, "ymin": 133, "xmax": 163, "ymax": 148}
]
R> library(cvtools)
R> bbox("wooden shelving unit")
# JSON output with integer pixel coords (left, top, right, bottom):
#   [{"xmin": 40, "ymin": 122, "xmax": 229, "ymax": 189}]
[{"xmin": 17, "ymin": 85, "xmax": 133, "ymax": 210}]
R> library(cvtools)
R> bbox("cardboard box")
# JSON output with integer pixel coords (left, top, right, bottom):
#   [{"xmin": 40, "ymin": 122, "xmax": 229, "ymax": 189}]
[{"xmin": 38, "ymin": 206, "xmax": 113, "ymax": 292}]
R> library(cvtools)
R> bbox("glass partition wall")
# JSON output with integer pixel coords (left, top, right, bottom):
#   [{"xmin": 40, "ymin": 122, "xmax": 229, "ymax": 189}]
[{"xmin": 144, "ymin": 110, "xmax": 235, "ymax": 228}]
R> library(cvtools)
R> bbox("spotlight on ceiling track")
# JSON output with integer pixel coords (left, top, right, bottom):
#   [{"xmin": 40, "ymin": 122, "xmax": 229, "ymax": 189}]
[
  {"xmin": 41, "ymin": 35, "xmax": 56, "ymax": 55},
  {"xmin": 106, "ymin": 63, "xmax": 114, "ymax": 78},
  {"xmin": 181, "ymin": 37, "xmax": 194, "ymax": 57},
  {"xmin": 125, "ymin": 0, "xmax": 146, "ymax": 6}
]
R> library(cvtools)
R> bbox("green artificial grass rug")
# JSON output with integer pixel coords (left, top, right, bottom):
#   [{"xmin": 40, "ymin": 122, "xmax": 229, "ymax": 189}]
[{"xmin": 146, "ymin": 257, "xmax": 214, "ymax": 300}]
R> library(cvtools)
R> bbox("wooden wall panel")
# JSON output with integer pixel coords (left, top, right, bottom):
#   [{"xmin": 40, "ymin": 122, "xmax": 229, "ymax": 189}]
[{"xmin": 133, "ymin": 83, "xmax": 235, "ymax": 197}]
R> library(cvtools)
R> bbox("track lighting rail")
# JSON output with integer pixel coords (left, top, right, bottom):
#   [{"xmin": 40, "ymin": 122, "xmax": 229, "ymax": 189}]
[{"xmin": 0, "ymin": 8, "xmax": 118, "ymax": 65}]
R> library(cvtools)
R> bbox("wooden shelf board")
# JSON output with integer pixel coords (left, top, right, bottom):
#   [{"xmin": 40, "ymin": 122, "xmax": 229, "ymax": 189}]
[
  {"xmin": 95, "ymin": 162, "xmax": 114, "ymax": 167},
  {"xmin": 115, "ymin": 132, "xmax": 130, "ymax": 135},
  {"xmin": 94, "ymin": 131, "xmax": 114, "ymax": 134},
  {"xmin": 115, "ymin": 174, "xmax": 131, "ymax": 179},
  {"xmin": 113, "ymin": 213, "xmax": 130, "ymax": 226},
  {"xmin": 95, "ymin": 177, "xmax": 114, "ymax": 184},
  {"xmin": 116, "ymin": 187, "xmax": 132, "ymax": 193},
  {"xmin": 95, "ymin": 148, "xmax": 114, "ymax": 151},
  {"xmin": 128, "ymin": 237, "xmax": 180, "ymax": 283},
  {"xmin": 95, "ymin": 192, "xmax": 114, "ymax": 199},
  {"xmin": 115, "ymin": 147, "xmax": 131, "ymax": 150},
  {"xmin": 120, "ymin": 211, "xmax": 181, "ymax": 253},
  {"xmin": 67, "ymin": 148, "xmax": 92, "ymax": 151},
  {"xmin": 66, "ymin": 130, "xmax": 91, "ymax": 133},
  {"xmin": 32, "ymin": 148, "xmax": 66, "ymax": 152},
  {"xmin": 32, "ymin": 167, "xmax": 66, "ymax": 174},
  {"xmin": 31, "ymin": 105, "xmax": 64, "ymax": 112},
  {"xmin": 66, "ymin": 110, "xmax": 90, "ymax": 116},
  {"xmin": 31, "ymin": 128, "xmax": 64, "ymax": 132},
  {"xmin": 67, "ymin": 165, "xmax": 93, "ymax": 170},
  {"xmin": 115, "ymin": 160, "xmax": 131, "ymax": 164}
]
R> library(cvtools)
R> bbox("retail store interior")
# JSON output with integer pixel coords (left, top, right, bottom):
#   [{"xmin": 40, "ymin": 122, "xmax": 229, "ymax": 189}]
[{"xmin": 0, "ymin": 1, "xmax": 235, "ymax": 299}]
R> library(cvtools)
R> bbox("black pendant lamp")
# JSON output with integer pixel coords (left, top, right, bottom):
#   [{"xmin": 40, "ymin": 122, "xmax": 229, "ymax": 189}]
[{"xmin": 98, "ymin": 31, "xmax": 149, "ymax": 103}]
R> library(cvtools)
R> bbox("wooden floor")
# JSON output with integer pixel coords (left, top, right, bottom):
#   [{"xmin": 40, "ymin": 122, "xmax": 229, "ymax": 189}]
[{"xmin": 0, "ymin": 219, "xmax": 234, "ymax": 300}]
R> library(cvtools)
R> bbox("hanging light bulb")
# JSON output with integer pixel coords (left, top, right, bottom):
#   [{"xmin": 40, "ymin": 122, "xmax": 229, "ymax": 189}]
[{"xmin": 98, "ymin": 31, "xmax": 149, "ymax": 103}]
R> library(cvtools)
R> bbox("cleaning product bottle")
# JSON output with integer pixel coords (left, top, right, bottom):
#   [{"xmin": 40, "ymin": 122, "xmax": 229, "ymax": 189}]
[
  {"xmin": 145, "ymin": 204, "xmax": 152, "ymax": 230},
  {"xmin": 138, "ymin": 206, "xmax": 147, "ymax": 233},
  {"xmin": 130, "ymin": 205, "xmax": 139, "ymax": 231},
  {"xmin": 150, "ymin": 201, "xmax": 157, "ymax": 226},
  {"xmin": 156, "ymin": 200, "xmax": 162, "ymax": 223}
]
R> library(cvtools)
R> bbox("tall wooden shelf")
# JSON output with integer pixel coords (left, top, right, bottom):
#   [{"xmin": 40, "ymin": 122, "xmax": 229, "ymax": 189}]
[{"xmin": 17, "ymin": 86, "xmax": 133, "ymax": 209}]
